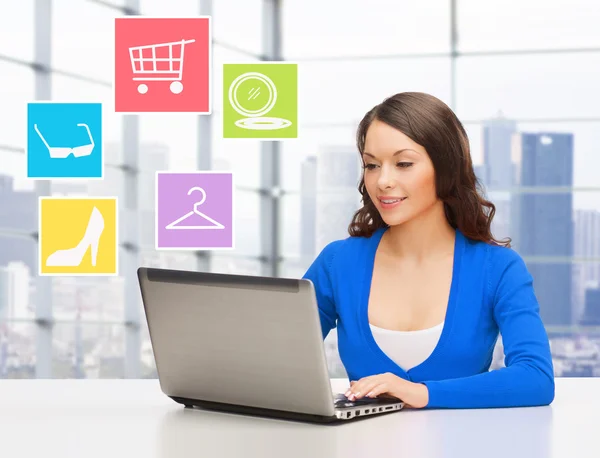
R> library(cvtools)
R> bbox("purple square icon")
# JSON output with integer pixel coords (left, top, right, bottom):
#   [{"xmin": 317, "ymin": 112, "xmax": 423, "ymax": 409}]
[{"xmin": 156, "ymin": 172, "xmax": 234, "ymax": 250}]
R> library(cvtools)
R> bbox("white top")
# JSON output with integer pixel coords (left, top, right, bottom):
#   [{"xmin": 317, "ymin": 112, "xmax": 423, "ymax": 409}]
[{"xmin": 369, "ymin": 321, "xmax": 444, "ymax": 371}]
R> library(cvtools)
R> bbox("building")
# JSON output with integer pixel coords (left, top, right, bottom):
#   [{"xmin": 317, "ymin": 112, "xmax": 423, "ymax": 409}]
[
  {"xmin": 0, "ymin": 175, "xmax": 36, "ymax": 274},
  {"xmin": 300, "ymin": 156, "xmax": 317, "ymax": 261},
  {"xmin": 482, "ymin": 116, "xmax": 517, "ymax": 244},
  {"xmin": 483, "ymin": 116, "xmax": 517, "ymax": 189},
  {"xmin": 315, "ymin": 145, "xmax": 362, "ymax": 253},
  {"xmin": 580, "ymin": 288, "xmax": 600, "ymax": 326},
  {"xmin": 573, "ymin": 210, "xmax": 600, "ymax": 322},
  {"xmin": 511, "ymin": 132, "xmax": 574, "ymax": 326}
]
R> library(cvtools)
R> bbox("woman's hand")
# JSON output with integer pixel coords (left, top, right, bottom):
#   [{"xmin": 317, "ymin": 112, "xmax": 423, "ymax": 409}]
[{"xmin": 344, "ymin": 372, "xmax": 429, "ymax": 409}]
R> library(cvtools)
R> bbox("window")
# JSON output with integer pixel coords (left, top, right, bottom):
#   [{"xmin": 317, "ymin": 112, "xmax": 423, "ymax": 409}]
[
  {"xmin": 468, "ymin": 121, "xmax": 600, "ymax": 189},
  {"xmin": 299, "ymin": 58, "xmax": 452, "ymax": 126},
  {"xmin": 0, "ymin": 62, "xmax": 35, "ymax": 148},
  {"xmin": 211, "ymin": 124, "xmax": 261, "ymax": 190},
  {"xmin": 211, "ymin": 255, "xmax": 262, "ymax": 276},
  {"xmin": 213, "ymin": 0, "xmax": 263, "ymax": 55},
  {"xmin": 455, "ymin": 53, "xmax": 600, "ymax": 120},
  {"xmin": 139, "ymin": 114, "xmax": 198, "ymax": 171},
  {"xmin": 457, "ymin": 0, "xmax": 600, "ymax": 52},
  {"xmin": 139, "ymin": 0, "xmax": 200, "ymax": 16},
  {"xmin": 0, "ymin": 322, "xmax": 36, "ymax": 378},
  {"xmin": 283, "ymin": 0, "xmax": 450, "ymax": 59},
  {"xmin": 52, "ymin": 0, "xmax": 118, "ymax": 82},
  {"xmin": 280, "ymin": 125, "xmax": 357, "ymax": 192},
  {"xmin": 231, "ymin": 189, "xmax": 261, "ymax": 257},
  {"xmin": 0, "ymin": 0, "xmax": 34, "ymax": 61},
  {"xmin": 0, "ymin": 253, "xmax": 35, "ymax": 320},
  {"xmin": 52, "ymin": 323, "xmax": 126, "ymax": 378}
]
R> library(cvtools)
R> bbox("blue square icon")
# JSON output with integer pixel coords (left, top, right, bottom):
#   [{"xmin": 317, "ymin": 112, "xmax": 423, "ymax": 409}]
[{"xmin": 27, "ymin": 102, "xmax": 103, "ymax": 179}]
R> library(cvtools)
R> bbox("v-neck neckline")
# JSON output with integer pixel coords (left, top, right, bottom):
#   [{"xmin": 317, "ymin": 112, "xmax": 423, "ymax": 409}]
[{"xmin": 358, "ymin": 225, "xmax": 464, "ymax": 379}]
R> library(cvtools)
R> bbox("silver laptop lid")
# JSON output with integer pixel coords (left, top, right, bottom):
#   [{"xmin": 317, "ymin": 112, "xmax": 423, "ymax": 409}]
[{"xmin": 138, "ymin": 267, "xmax": 336, "ymax": 417}]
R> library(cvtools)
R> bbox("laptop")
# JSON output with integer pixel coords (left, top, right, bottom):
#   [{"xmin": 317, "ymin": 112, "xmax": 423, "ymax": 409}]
[{"xmin": 137, "ymin": 267, "xmax": 405, "ymax": 423}]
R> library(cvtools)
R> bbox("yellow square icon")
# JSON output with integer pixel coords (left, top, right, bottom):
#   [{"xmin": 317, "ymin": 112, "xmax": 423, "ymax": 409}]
[{"xmin": 39, "ymin": 197, "xmax": 118, "ymax": 276}]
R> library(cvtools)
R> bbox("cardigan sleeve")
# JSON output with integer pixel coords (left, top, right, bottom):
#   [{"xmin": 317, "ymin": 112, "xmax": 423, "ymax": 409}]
[
  {"xmin": 422, "ymin": 247, "xmax": 555, "ymax": 409},
  {"xmin": 301, "ymin": 240, "xmax": 341, "ymax": 340}
]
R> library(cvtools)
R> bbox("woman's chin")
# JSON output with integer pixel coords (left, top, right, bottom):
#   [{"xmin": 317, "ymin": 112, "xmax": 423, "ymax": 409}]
[{"xmin": 381, "ymin": 214, "xmax": 410, "ymax": 227}]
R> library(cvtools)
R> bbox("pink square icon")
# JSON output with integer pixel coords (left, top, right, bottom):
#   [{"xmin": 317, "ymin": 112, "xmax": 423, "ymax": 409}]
[{"xmin": 114, "ymin": 17, "xmax": 211, "ymax": 114}]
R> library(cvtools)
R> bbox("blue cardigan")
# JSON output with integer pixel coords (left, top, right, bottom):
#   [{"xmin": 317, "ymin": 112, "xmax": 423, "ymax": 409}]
[{"xmin": 302, "ymin": 227, "xmax": 555, "ymax": 409}]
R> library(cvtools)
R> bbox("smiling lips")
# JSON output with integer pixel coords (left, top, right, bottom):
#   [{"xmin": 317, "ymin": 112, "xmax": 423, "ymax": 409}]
[{"xmin": 378, "ymin": 196, "xmax": 407, "ymax": 209}]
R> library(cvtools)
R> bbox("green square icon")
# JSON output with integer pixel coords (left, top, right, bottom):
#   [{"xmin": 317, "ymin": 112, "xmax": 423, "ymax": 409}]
[{"xmin": 223, "ymin": 63, "xmax": 298, "ymax": 139}]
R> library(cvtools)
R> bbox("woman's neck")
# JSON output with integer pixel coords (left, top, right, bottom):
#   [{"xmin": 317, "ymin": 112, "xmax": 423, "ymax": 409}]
[{"xmin": 382, "ymin": 201, "xmax": 456, "ymax": 262}]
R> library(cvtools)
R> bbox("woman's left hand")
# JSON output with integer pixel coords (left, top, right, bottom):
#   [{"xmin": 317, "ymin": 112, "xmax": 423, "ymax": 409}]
[{"xmin": 344, "ymin": 372, "xmax": 429, "ymax": 409}]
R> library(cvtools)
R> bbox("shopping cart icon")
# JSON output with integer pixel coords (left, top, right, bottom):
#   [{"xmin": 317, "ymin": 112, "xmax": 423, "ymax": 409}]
[{"xmin": 128, "ymin": 39, "xmax": 196, "ymax": 95}]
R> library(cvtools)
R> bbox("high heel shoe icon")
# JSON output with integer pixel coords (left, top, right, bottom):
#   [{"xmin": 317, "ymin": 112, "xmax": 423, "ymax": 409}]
[{"xmin": 45, "ymin": 207, "xmax": 105, "ymax": 267}]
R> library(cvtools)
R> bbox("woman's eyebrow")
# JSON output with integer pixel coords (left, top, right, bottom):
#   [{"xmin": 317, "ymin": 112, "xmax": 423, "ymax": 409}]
[{"xmin": 362, "ymin": 149, "xmax": 421, "ymax": 158}]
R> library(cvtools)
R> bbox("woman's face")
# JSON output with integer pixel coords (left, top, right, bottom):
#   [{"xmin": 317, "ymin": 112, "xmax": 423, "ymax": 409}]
[{"xmin": 362, "ymin": 119, "xmax": 439, "ymax": 227}]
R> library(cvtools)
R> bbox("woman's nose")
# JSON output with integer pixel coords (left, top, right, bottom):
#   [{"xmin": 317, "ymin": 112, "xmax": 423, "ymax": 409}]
[{"xmin": 377, "ymin": 166, "xmax": 396, "ymax": 189}]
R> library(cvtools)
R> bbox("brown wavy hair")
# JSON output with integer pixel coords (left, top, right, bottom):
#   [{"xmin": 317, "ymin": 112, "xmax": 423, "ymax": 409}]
[{"xmin": 348, "ymin": 92, "xmax": 510, "ymax": 247}]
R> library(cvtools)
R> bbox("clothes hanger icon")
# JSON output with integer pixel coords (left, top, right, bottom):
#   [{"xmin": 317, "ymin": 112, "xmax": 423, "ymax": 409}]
[{"xmin": 165, "ymin": 186, "xmax": 225, "ymax": 230}]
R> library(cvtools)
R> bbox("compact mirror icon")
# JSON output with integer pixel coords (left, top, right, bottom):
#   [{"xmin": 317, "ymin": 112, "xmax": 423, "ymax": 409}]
[{"xmin": 228, "ymin": 72, "xmax": 292, "ymax": 130}]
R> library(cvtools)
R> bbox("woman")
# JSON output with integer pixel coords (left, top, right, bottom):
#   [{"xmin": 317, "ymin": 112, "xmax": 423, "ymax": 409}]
[{"xmin": 302, "ymin": 92, "xmax": 555, "ymax": 409}]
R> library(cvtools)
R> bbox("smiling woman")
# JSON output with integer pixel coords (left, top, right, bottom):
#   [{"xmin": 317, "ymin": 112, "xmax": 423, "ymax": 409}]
[{"xmin": 302, "ymin": 92, "xmax": 555, "ymax": 410}]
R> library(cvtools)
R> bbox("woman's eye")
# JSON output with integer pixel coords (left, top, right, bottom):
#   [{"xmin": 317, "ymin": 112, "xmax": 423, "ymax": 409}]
[
  {"xmin": 364, "ymin": 163, "xmax": 377, "ymax": 170},
  {"xmin": 397, "ymin": 162, "xmax": 413, "ymax": 168}
]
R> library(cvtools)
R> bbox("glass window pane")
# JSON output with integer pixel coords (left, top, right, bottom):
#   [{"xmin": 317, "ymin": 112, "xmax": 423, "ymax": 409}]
[
  {"xmin": 299, "ymin": 58, "xmax": 452, "ymax": 126},
  {"xmin": 211, "ymin": 255, "xmax": 262, "ymax": 276},
  {"xmin": 231, "ymin": 189, "xmax": 261, "ymax": 257},
  {"xmin": 283, "ymin": 0, "xmax": 450, "ymax": 59},
  {"xmin": 0, "ymin": 256, "xmax": 35, "ymax": 321},
  {"xmin": 490, "ymin": 190, "xmax": 600, "ymax": 330},
  {"xmin": 279, "ymin": 258, "xmax": 311, "ymax": 280},
  {"xmin": 140, "ymin": 0, "xmax": 199, "ymax": 15},
  {"xmin": 214, "ymin": 0, "xmax": 262, "ymax": 55},
  {"xmin": 52, "ymin": 0, "xmax": 117, "ymax": 82},
  {"xmin": 0, "ymin": 150, "xmax": 37, "ymax": 234},
  {"xmin": 140, "ymin": 251, "xmax": 197, "ymax": 271},
  {"xmin": 281, "ymin": 125, "xmax": 357, "ymax": 192},
  {"xmin": 52, "ymin": 323, "xmax": 125, "ymax": 378},
  {"xmin": 458, "ymin": 0, "xmax": 600, "ymax": 52},
  {"xmin": 212, "ymin": 129, "xmax": 261, "ymax": 190},
  {"xmin": 281, "ymin": 183, "xmax": 361, "ymax": 261},
  {"xmin": 0, "ymin": 0, "xmax": 34, "ymax": 61},
  {"xmin": 504, "ymin": 191, "xmax": 600, "ymax": 255},
  {"xmin": 139, "ymin": 114, "xmax": 198, "ymax": 171},
  {"xmin": 456, "ymin": 54, "xmax": 600, "ymax": 120},
  {"xmin": 281, "ymin": 192, "xmax": 303, "ymax": 260},
  {"xmin": 470, "ymin": 121, "xmax": 600, "ymax": 190},
  {"xmin": 0, "ymin": 322, "xmax": 36, "ymax": 378},
  {"xmin": 0, "ymin": 62, "xmax": 34, "ymax": 147},
  {"xmin": 52, "ymin": 277, "xmax": 124, "ymax": 322}
]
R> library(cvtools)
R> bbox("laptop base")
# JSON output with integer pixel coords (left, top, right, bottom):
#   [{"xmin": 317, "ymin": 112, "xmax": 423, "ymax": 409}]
[{"xmin": 170, "ymin": 395, "xmax": 403, "ymax": 424}]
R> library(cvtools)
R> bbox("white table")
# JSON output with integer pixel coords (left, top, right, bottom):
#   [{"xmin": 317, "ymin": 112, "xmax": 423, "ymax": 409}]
[{"xmin": 0, "ymin": 378, "xmax": 597, "ymax": 458}]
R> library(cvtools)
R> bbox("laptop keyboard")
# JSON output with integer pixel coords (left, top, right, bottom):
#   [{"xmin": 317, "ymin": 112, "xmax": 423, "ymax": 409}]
[{"xmin": 333, "ymin": 393, "xmax": 399, "ymax": 408}]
